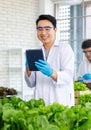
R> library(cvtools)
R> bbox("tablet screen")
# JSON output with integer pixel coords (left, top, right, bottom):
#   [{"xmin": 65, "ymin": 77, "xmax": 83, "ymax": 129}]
[{"xmin": 26, "ymin": 49, "xmax": 44, "ymax": 71}]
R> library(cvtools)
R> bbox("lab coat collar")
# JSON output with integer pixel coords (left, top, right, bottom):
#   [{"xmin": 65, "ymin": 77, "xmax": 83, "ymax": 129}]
[
  {"xmin": 53, "ymin": 39, "xmax": 60, "ymax": 47},
  {"xmin": 40, "ymin": 39, "xmax": 60, "ymax": 50}
]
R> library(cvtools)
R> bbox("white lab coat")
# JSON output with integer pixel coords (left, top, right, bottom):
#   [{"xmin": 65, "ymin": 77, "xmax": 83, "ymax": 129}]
[
  {"xmin": 77, "ymin": 57, "xmax": 91, "ymax": 78},
  {"xmin": 25, "ymin": 41, "xmax": 74, "ymax": 107}
]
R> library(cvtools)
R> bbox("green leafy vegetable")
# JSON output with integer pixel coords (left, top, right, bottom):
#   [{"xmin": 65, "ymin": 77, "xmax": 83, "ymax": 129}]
[
  {"xmin": 74, "ymin": 82, "xmax": 88, "ymax": 91},
  {"xmin": 0, "ymin": 96, "xmax": 91, "ymax": 129}
]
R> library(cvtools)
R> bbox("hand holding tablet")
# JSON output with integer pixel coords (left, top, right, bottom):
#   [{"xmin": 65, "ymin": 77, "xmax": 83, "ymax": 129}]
[{"xmin": 26, "ymin": 49, "xmax": 44, "ymax": 71}]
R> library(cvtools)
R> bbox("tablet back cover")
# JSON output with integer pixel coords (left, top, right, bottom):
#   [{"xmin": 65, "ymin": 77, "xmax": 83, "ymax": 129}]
[{"xmin": 26, "ymin": 49, "xmax": 44, "ymax": 71}]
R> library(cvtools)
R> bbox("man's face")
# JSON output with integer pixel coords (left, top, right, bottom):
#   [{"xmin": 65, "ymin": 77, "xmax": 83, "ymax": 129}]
[
  {"xmin": 83, "ymin": 47, "xmax": 91, "ymax": 62},
  {"xmin": 36, "ymin": 20, "xmax": 57, "ymax": 47}
]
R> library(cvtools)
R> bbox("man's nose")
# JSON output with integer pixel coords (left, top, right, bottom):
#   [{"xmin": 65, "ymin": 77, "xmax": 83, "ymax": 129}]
[{"xmin": 41, "ymin": 29, "xmax": 47, "ymax": 33}]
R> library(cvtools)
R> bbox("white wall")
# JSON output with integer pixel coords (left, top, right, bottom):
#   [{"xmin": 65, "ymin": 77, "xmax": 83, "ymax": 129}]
[
  {"xmin": 39, "ymin": 0, "xmax": 54, "ymax": 15},
  {"xmin": 0, "ymin": 0, "xmax": 39, "ymax": 49},
  {"xmin": 0, "ymin": 0, "xmax": 54, "ymax": 49}
]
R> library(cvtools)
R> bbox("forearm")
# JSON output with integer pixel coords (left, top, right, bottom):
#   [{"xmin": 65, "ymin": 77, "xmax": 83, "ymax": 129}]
[{"xmin": 25, "ymin": 71, "xmax": 36, "ymax": 88}]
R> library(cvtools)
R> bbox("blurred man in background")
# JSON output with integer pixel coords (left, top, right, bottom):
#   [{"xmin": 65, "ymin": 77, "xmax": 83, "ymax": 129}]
[{"xmin": 77, "ymin": 39, "xmax": 91, "ymax": 82}]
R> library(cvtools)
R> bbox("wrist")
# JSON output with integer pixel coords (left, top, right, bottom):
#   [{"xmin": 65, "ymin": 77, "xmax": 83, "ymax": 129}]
[
  {"xmin": 26, "ymin": 67, "xmax": 31, "ymax": 77},
  {"xmin": 51, "ymin": 71, "xmax": 57, "ymax": 81}
]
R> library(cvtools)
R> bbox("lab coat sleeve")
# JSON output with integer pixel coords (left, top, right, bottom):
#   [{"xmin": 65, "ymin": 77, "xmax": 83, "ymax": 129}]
[
  {"xmin": 56, "ymin": 44, "xmax": 74, "ymax": 86},
  {"xmin": 57, "ymin": 70, "xmax": 73, "ymax": 85},
  {"xmin": 24, "ymin": 71, "xmax": 36, "ymax": 88}
]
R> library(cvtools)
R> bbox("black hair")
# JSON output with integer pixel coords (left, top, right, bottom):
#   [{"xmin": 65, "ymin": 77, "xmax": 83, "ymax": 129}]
[
  {"xmin": 82, "ymin": 39, "xmax": 91, "ymax": 49},
  {"xmin": 36, "ymin": 14, "xmax": 56, "ymax": 28}
]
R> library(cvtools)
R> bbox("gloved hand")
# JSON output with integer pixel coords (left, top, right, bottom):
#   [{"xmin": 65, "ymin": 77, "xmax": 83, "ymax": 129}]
[
  {"xmin": 25, "ymin": 53, "xmax": 29, "ymax": 67},
  {"xmin": 78, "ymin": 76, "xmax": 84, "ymax": 82},
  {"xmin": 82, "ymin": 73, "xmax": 91, "ymax": 80},
  {"xmin": 25, "ymin": 59, "xmax": 29, "ymax": 67},
  {"xmin": 35, "ymin": 59, "xmax": 53, "ymax": 77}
]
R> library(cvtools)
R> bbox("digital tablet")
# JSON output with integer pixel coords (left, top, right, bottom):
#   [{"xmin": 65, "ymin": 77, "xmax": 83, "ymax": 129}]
[{"xmin": 26, "ymin": 49, "xmax": 44, "ymax": 71}]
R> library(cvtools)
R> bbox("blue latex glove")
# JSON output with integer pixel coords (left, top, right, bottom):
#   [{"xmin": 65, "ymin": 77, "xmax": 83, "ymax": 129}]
[
  {"xmin": 82, "ymin": 73, "xmax": 91, "ymax": 80},
  {"xmin": 35, "ymin": 59, "xmax": 53, "ymax": 77},
  {"xmin": 25, "ymin": 53, "xmax": 29, "ymax": 67},
  {"xmin": 78, "ymin": 76, "xmax": 84, "ymax": 82}
]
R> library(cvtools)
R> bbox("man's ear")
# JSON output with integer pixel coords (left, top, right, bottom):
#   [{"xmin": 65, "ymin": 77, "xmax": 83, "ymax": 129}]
[{"xmin": 55, "ymin": 28, "xmax": 57, "ymax": 32}]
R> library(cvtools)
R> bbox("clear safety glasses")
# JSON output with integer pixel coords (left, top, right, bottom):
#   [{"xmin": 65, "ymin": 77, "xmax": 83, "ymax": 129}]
[
  {"xmin": 83, "ymin": 50, "xmax": 91, "ymax": 54},
  {"xmin": 36, "ymin": 26, "xmax": 54, "ymax": 32}
]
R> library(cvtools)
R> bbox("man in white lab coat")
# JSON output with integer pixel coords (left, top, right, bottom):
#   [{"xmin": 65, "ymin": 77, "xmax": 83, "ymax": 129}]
[
  {"xmin": 25, "ymin": 14, "xmax": 74, "ymax": 107},
  {"xmin": 77, "ymin": 39, "xmax": 91, "ymax": 82}
]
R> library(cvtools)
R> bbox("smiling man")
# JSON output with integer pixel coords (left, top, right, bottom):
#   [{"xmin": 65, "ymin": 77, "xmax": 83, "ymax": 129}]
[
  {"xmin": 25, "ymin": 14, "xmax": 74, "ymax": 107},
  {"xmin": 77, "ymin": 39, "xmax": 91, "ymax": 81}
]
